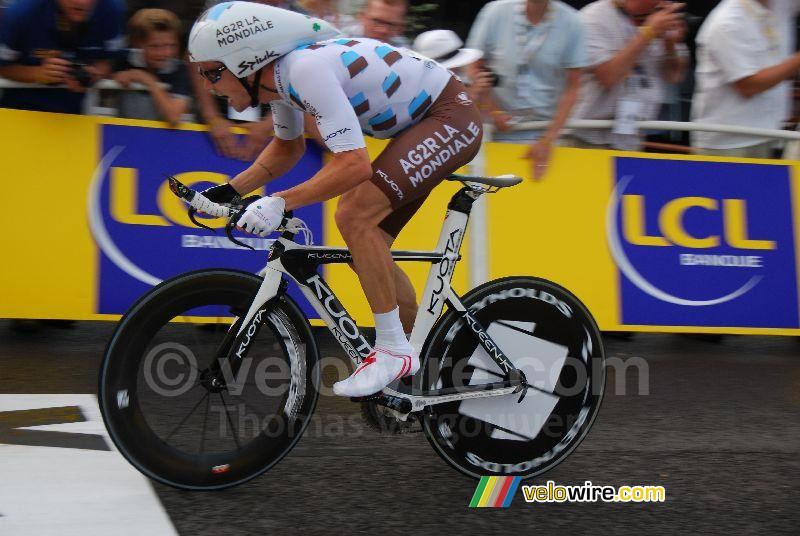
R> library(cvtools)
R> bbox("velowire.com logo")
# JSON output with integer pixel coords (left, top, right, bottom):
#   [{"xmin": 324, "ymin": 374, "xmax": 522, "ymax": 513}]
[{"xmin": 469, "ymin": 476, "xmax": 521, "ymax": 508}]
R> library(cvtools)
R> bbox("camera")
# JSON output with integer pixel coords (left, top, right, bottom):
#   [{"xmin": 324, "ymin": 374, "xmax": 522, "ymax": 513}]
[{"xmin": 70, "ymin": 62, "xmax": 93, "ymax": 88}]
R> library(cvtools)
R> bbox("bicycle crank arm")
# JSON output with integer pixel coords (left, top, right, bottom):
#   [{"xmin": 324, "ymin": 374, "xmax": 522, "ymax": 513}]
[{"xmin": 381, "ymin": 381, "xmax": 521, "ymax": 414}]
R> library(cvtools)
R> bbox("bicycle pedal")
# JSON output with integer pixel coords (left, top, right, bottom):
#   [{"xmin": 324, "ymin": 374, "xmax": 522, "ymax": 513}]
[{"xmin": 349, "ymin": 392, "xmax": 384, "ymax": 403}]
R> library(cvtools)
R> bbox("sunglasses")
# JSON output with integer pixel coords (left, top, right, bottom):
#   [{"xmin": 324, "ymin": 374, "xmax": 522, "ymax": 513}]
[{"xmin": 198, "ymin": 64, "xmax": 227, "ymax": 83}]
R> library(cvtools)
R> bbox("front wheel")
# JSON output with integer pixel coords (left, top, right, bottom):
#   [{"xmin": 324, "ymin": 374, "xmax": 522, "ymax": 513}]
[
  {"xmin": 98, "ymin": 269, "xmax": 320, "ymax": 490},
  {"xmin": 420, "ymin": 276, "xmax": 605, "ymax": 480}
]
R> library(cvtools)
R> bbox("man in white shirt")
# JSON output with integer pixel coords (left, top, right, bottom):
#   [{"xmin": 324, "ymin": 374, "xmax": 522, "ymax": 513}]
[
  {"xmin": 569, "ymin": 0, "xmax": 689, "ymax": 150},
  {"xmin": 691, "ymin": 0, "xmax": 800, "ymax": 158}
]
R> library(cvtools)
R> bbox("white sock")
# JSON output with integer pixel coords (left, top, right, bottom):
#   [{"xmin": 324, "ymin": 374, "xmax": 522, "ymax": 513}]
[{"xmin": 374, "ymin": 307, "xmax": 411, "ymax": 352}]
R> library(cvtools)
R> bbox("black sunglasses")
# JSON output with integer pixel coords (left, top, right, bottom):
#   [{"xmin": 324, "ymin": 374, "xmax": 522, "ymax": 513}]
[{"xmin": 198, "ymin": 64, "xmax": 227, "ymax": 83}]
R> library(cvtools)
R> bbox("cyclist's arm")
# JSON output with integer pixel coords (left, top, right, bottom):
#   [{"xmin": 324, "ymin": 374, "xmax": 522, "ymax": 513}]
[
  {"xmin": 229, "ymin": 135, "xmax": 306, "ymax": 195},
  {"xmin": 274, "ymin": 147, "xmax": 372, "ymax": 211},
  {"xmin": 269, "ymin": 55, "xmax": 372, "ymax": 209}
]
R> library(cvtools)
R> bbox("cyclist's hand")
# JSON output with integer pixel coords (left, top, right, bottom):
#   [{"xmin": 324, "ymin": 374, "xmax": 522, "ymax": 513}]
[
  {"xmin": 207, "ymin": 116, "xmax": 242, "ymax": 159},
  {"xmin": 236, "ymin": 195, "xmax": 285, "ymax": 236},
  {"xmin": 524, "ymin": 138, "xmax": 553, "ymax": 181}
]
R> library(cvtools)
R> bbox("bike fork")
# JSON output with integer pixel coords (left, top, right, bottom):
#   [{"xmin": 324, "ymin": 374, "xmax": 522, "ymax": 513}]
[{"xmin": 207, "ymin": 267, "xmax": 286, "ymax": 387}]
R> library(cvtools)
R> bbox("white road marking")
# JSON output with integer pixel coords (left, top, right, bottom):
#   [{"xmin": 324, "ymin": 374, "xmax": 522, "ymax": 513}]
[{"xmin": 0, "ymin": 394, "xmax": 178, "ymax": 536}]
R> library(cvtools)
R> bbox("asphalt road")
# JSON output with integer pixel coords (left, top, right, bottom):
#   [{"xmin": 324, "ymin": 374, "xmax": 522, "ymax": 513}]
[{"xmin": 1, "ymin": 320, "xmax": 798, "ymax": 534}]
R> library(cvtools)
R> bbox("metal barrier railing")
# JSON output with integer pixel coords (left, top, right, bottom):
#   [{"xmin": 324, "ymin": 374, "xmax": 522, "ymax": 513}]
[
  {"xmin": 512, "ymin": 119, "xmax": 800, "ymax": 141},
  {"xmin": 0, "ymin": 77, "xmax": 183, "ymax": 118}
]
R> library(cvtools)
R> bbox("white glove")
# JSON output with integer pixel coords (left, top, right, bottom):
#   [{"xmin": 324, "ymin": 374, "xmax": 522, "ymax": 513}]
[{"xmin": 236, "ymin": 195, "xmax": 286, "ymax": 237}]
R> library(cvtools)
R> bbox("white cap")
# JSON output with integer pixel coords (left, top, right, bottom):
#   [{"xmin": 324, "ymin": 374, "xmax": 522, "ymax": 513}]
[{"xmin": 412, "ymin": 29, "xmax": 483, "ymax": 69}]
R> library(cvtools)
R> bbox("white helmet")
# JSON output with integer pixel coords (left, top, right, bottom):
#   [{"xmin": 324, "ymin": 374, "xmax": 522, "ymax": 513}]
[{"xmin": 188, "ymin": 1, "xmax": 340, "ymax": 78}]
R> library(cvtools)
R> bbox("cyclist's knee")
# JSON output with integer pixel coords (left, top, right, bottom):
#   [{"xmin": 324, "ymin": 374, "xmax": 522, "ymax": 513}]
[{"xmin": 335, "ymin": 197, "xmax": 374, "ymax": 236}]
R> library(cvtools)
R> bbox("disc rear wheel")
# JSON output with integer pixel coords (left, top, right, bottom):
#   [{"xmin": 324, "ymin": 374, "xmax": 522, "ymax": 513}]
[{"xmin": 420, "ymin": 276, "xmax": 605, "ymax": 479}]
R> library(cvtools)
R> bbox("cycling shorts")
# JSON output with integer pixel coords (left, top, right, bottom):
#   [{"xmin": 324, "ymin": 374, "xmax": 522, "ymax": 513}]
[{"xmin": 374, "ymin": 76, "xmax": 483, "ymax": 238}]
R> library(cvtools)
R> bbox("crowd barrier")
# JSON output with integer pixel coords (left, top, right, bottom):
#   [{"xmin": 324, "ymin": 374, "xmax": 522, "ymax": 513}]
[{"xmin": 2, "ymin": 108, "xmax": 799, "ymax": 335}]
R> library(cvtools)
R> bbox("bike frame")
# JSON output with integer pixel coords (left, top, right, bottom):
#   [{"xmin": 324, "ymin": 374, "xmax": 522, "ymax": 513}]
[{"xmin": 221, "ymin": 185, "xmax": 526, "ymax": 412}]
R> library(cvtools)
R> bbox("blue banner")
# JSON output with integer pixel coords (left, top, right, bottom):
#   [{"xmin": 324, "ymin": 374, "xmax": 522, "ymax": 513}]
[
  {"xmin": 95, "ymin": 124, "xmax": 323, "ymax": 317},
  {"xmin": 611, "ymin": 157, "xmax": 798, "ymax": 328}
]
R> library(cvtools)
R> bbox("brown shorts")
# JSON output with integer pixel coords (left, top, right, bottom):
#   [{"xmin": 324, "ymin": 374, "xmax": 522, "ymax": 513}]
[{"xmin": 372, "ymin": 76, "xmax": 483, "ymax": 238}]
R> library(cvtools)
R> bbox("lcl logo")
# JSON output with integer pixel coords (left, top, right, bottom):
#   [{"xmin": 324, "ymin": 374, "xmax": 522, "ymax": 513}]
[
  {"xmin": 621, "ymin": 195, "xmax": 775, "ymax": 251},
  {"xmin": 607, "ymin": 176, "xmax": 773, "ymax": 307},
  {"xmin": 88, "ymin": 147, "xmax": 263, "ymax": 287}
]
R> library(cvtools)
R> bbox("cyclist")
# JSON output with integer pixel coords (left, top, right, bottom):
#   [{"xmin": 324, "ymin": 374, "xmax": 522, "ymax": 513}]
[{"xmin": 189, "ymin": 1, "xmax": 483, "ymax": 397}]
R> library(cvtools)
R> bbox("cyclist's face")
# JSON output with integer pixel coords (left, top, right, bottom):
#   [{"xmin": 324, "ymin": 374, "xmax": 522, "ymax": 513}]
[
  {"xmin": 141, "ymin": 31, "xmax": 179, "ymax": 71},
  {"xmin": 197, "ymin": 61, "xmax": 254, "ymax": 112},
  {"xmin": 57, "ymin": 0, "xmax": 97, "ymax": 24}
]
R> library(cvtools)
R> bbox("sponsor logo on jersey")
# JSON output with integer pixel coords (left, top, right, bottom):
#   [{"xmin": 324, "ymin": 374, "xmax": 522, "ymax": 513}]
[
  {"xmin": 456, "ymin": 92, "xmax": 472, "ymax": 106},
  {"xmin": 323, "ymin": 128, "xmax": 352, "ymax": 141},
  {"xmin": 399, "ymin": 122, "xmax": 482, "ymax": 187}
]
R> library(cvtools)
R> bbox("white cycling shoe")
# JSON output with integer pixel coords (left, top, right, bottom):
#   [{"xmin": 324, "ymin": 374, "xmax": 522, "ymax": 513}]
[{"xmin": 332, "ymin": 346, "xmax": 420, "ymax": 398}]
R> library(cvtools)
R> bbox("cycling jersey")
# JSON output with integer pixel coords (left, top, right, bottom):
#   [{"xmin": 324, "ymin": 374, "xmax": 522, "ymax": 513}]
[{"xmin": 270, "ymin": 37, "xmax": 452, "ymax": 152}]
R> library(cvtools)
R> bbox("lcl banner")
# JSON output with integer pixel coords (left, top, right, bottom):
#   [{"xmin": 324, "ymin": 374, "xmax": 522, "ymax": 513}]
[
  {"xmin": 478, "ymin": 143, "xmax": 800, "ymax": 336},
  {"xmin": 610, "ymin": 157, "xmax": 797, "ymax": 330},
  {"xmin": 93, "ymin": 123, "xmax": 323, "ymax": 317}
]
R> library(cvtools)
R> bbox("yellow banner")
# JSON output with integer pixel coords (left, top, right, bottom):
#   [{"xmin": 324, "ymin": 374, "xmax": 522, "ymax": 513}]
[{"xmin": 2, "ymin": 108, "xmax": 799, "ymax": 335}]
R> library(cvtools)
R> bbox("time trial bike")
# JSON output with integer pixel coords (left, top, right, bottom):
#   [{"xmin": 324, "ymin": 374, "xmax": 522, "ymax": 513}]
[{"xmin": 98, "ymin": 173, "xmax": 606, "ymax": 490}]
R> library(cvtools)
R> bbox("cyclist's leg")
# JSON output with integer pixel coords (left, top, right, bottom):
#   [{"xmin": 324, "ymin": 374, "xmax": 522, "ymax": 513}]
[
  {"xmin": 373, "ymin": 76, "xmax": 483, "ymax": 333},
  {"xmin": 334, "ymin": 182, "xmax": 399, "ymax": 317},
  {"xmin": 343, "ymin": 221, "xmax": 418, "ymax": 334},
  {"xmin": 333, "ymin": 76, "xmax": 482, "ymax": 396},
  {"xmin": 381, "ymin": 227, "xmax": 418, "ymax": 335}
]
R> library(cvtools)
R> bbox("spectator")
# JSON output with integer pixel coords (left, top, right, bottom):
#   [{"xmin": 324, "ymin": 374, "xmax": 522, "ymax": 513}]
[
  {"xmin": 466, "ymin": 0, "xmax": 588, "ymax": 179},
  {"xmin": 112, "ymin": 8, "xmax": 191, "ymax": 126},
  {"xmin": 124, "ymin": 2, "xmax": 208, "ymax": 38},
  {"xmin": 340, "ymin": 0, "xmax": 409, "ymax": 47},
  {"xmin": 412, "ymin": 29, "xmax": 491, "ymax": 103},
  {"xmin": 569, "ymin": 0, "xmax": 689, "ymax": 150},
  {"xmin": 691, "ymin": 0, "xmax": 800, "ymax": 158},
  {"xmin": 0, "ymin": 0, "xmax": 125, "ymax": 114}
]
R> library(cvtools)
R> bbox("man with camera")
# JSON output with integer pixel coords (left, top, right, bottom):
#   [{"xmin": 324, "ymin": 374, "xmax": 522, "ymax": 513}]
[
  {"xmin": 466, "ymin": 0, "xmax": 588, "ymax": 180},
  {"xmin": 0, "ymin": 0, "xmax": 125, "ymax": 114},
  {"xmin": 568, "ymin": 0, "xmax": 689, "ymax": 150}
]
